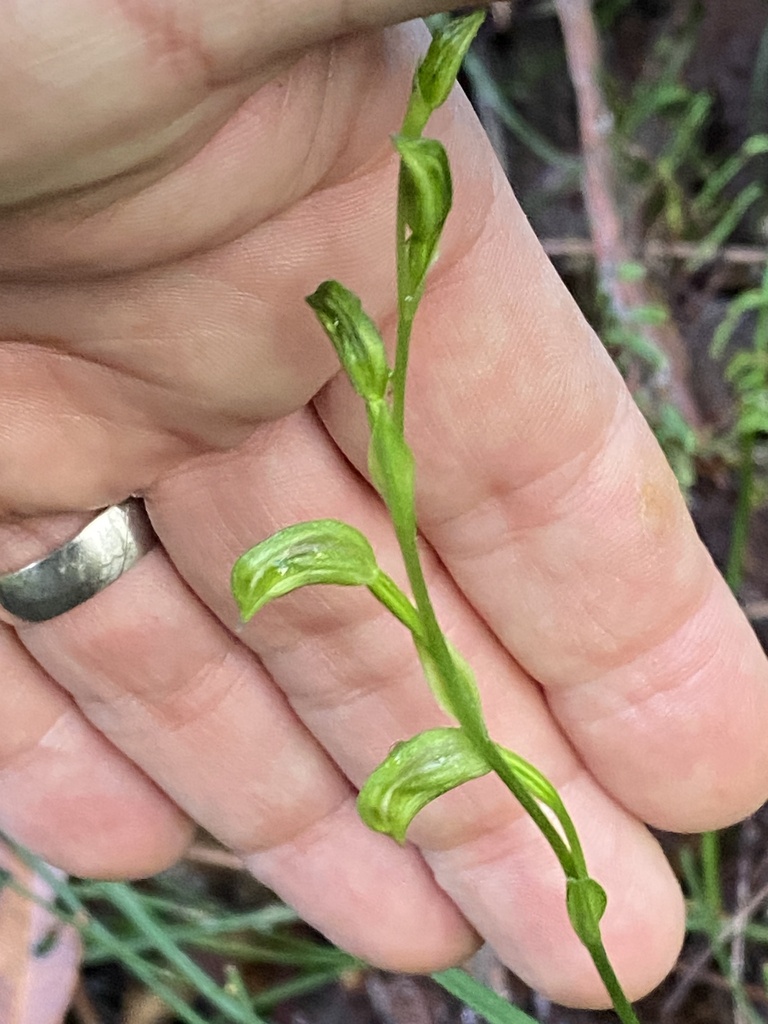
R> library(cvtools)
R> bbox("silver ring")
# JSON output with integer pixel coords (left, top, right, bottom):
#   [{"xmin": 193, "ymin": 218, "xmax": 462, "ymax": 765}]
[{"xmin": 0, "ymin": 499, "xmax": 157, "ymax": 623}]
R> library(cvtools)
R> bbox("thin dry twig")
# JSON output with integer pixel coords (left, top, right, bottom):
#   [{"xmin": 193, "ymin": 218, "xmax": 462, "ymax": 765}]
[
  {"xmin": 553, "ymin": 0, "xmax": 702, "ymax": 428},
  {"xmin": 490, "ymin": 2, "xmax": 516, "ymax": 33},
  {"xmin": 553, "ymin": 0, "xmax": 623, "ymax": 295},
  {"xmin": 745, "ymin": 599, "xmax": 768, "ymax": 621},
  {"xmin": 670, "ymin": 960, "xmax": 768, "ymax": 1005},
  {"xmin": 542, "ymin": 238, "xmax": 768, "ymax": 267},
  {"xmin": 182, "ymin": 845, "xmax": 245, "ymax": 872}
]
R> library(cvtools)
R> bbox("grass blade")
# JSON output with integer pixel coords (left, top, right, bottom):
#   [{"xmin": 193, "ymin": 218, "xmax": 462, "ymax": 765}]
[{"xmin": 432, "ymin": 967, "xmax": 541, "ymax": 1024}]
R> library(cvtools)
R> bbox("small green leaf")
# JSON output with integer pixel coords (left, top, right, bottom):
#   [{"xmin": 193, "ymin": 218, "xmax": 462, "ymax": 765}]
[
  {"xmin": 416, "ymin": 12, "xmax": 485, "ymax": 114},
  {"xmin": 617, "ymin": 261, "xmax": 646, "ymax": 283},
  {"xmin": 627, "ymin": 303, "xmax": 668, "ymax": 327},
  {"xmin": 566, "ymin": 877, "xmax": 608, "ymax": 948},
  {"xmin": 306, "ymin": 281, "xmax": 390, "ymax": 402},
  {"xmin": 357, "ymin": 727, "xmax": 490, "ymax": 843},
  {"xmin": 232, "ymin": 520, "xmax": 379, "ymax": 621},
  {"xmin": 743, "ymin": 133, "xmax": 768, "ymax": 157},
  {"xmin": 368, "ymin": 571, "xmax": 422, "ymax": 635},
  {"xmin": 395, "ymin": 136, "xmax": 452, "ymax": 290}
]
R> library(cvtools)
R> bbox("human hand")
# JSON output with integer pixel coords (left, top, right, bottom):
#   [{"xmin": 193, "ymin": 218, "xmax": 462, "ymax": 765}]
[{"xmin": 1, "ymin": 2, "xmax": 767, "ymax": 1009}]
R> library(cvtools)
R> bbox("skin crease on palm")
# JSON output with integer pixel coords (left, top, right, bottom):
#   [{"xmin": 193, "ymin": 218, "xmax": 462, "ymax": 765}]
[{"xmin": 1, "ymin": 0, "xmax": 768, "ymax": 1009}]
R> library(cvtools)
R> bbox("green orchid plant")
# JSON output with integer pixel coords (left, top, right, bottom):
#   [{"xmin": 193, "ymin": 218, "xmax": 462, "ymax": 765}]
[{"xmin": 231, "ymin": 15, "xmax": 639, "ymax": 1023}]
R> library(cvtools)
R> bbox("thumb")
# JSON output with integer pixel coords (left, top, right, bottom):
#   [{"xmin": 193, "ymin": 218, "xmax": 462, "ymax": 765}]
[{"xmin": 0, "ymin": 0, "xmax": 464, "ymax": 210}]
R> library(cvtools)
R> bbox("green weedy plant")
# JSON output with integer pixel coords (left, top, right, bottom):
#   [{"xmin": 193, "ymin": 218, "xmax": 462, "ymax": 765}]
[
  {"xmin": 232, "ymin": 15, "xmax": 640, "ymax": 1023},
  {"xmin": 613, "ymin": 12, "xmax": 768, "ymax": 256},
  {"xmin": 711, "ymin": 261, "xmax": 768, "ymax": 595}
]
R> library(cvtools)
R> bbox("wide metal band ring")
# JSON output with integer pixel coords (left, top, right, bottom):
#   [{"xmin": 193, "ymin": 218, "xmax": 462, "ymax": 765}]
[{"xmin": 0, "ymin": 499, "xmax": 157, "ymax": 623}]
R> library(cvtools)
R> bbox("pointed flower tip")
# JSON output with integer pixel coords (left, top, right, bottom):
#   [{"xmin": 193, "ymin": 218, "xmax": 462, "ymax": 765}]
[{"xmin": 306, "ymin": 280, "xmax": 390, "ymax": 402}]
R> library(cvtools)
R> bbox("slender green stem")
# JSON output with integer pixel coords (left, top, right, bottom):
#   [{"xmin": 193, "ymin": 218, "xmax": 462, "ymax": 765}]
[
  {"xmin": 84, "ymin": 927, "xmax": 353, "ymax": 969},
  {"xmin": 85, "ymin": 927, "xmax": 217, "ymax": 1024},
  {"xmin": 393, "ymin": 511, "xmax": 489, "ymax": 747},
  {"xmin": 432, "ymin": 967, "xmax": 541, "ymax": 1024},
  {"xmin": 252, "ymin": 970, "xmax": 349, "ymax": 1012},
  {"xmin": 681, "ymin": 848, "xmax": 764, "ymax": 1024},
  {"xmin": 461, "ymin": 47, "xmax": 581, "ymax": 172},
  {"xmin": 726, "ymin": 433, "xmax": 755, "ymax": 594},
  {"xmin": 700, "ymin": 829, "xmax": 723, "ymax": 917},
  {"xmin": 481, "ymin": 743, "xmax": 574, "ymax": 874},
  {"xmin": 367, "ymin": 22, "xmax": 639, "ymax": 1018},
  {"xmin": 586, "ymin": 939, "xmax": 642, "ymax": 1024},
  {"xmin": 372, "ymin": 439, "xmax": 576, "ymax": 868},
  {"xmin": 388, "ymin": 469, "xmax": 641, "ymax": 1014},
  {"xmin": 383, "ymin": 283, "xmax": 644, "ymax": 1008},
  {"xmin": 392, "ymin": 184, "xmax": 416, "ymax": 436},
  {"xmin": 382, "ymin": 143, "xmax": 639, "ymax": 1024}
]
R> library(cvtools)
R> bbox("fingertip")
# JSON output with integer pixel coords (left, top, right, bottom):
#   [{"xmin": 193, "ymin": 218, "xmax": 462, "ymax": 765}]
[
  {"xmin": 4, "ymin": 786, "xmax": 195, "ymax": 881},
  {"xmin": 555, "ymin": 838, "xmax": 686, "ymax": 1010},
  {"xmin": 244, "ymin": 799, "xmax": 479, "ymax": 975},
  {"xmin": 352, "ymin": 912, "xmax": 481, "ymax": 977},
  {"xmin": 556, "ymin": 570, "xmax": 768, "ymax": 835},
  {"xmin": 533, "ymin": 831, "xmax": 686, "ymax": 1009},
  {"xmin": 427, "ymin": 776, "xmax": 686, "ymax": 1011}
]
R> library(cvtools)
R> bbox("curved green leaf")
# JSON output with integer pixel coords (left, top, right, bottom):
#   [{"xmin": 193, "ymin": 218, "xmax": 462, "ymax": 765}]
[
  {"xmin": 232, "ymin": 520, "xmax": 379, "ymax": 621},
  {"xmin": 357, "ymin": 727, "xmax": 490, "ymax": 843},
  {"xmin": 368, "ymin": 402, "xmax": 415, "ymax": 517}
]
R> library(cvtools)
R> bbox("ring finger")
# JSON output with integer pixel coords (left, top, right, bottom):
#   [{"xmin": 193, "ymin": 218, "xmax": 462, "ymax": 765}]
[{"xmin": 10, "ymin": 505, "xmax": 475, "ymax": 974}]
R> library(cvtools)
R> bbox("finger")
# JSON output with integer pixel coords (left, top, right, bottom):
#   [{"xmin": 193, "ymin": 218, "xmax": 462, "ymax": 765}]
[
  {"xmin": 16, "ymin": 545, "xmax": 475, "ymax": 973},
  {"xmin": 0, "ymin": 23, "xmax": 487, "ymax": 514},
  {"xmin": 1, "ymin": 2, "xmax": 468, "ymax": 216},
  {"xmin": 149, "ymin": 409, "xmax": 684, "ymax": 1007},
  {"xmin": 0, "ymin": 26, "xmax": 419, "ymax": 275},
  {"xmin": 0, "ymin": 623, "xmax": 192, "ymax": 877},
  {"xmin": 0, "ymin": 27, "xmax": 420, "ymax": 514}
]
